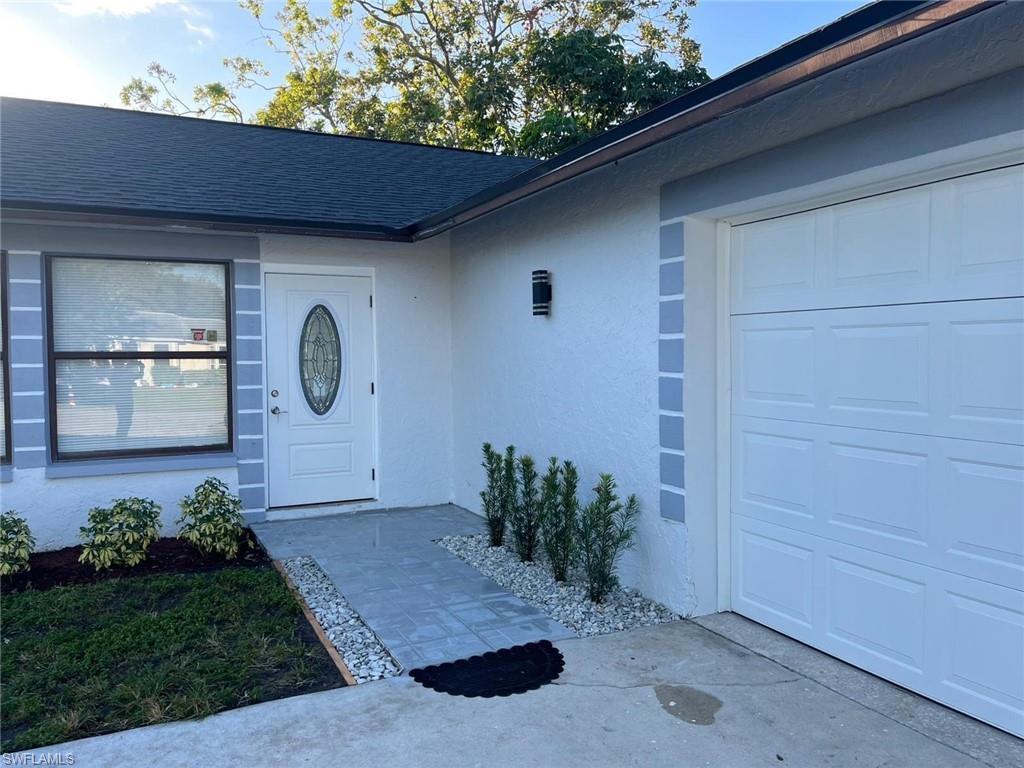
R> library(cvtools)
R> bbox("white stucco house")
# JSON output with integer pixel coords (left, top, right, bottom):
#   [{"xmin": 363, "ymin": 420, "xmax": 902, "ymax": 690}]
[{"xmin": 1, "ymin": 0, "xmax": 1022, "ymax": 737}]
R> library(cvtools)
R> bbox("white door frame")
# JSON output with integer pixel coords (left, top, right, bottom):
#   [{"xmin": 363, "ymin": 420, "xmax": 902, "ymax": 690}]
[
  {"xmin": 706, "ymin": 134, "xmax": 1024, "ymax": 612},
  {"xmin": 259, "ymin": 262, "xmax": 379, "ymax": 509}
]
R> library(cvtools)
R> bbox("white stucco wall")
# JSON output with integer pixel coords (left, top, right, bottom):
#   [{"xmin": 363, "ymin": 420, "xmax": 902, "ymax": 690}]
[
  {"xmin": 448, "ymin": 169, "xmax": 697, "ymax": 613},
  {"xmin": 259, "ymin": 233, "xmax": 455, "ymax": 511},
  {"xmin": 1, "ymin": 466, "xmax": 238, "ymax": 551}
]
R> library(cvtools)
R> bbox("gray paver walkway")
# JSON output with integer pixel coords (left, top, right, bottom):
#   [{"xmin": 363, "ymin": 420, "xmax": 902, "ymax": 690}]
[{"xmin": 253, "ymin": 504, "xmax": 573, "ymax": 668}]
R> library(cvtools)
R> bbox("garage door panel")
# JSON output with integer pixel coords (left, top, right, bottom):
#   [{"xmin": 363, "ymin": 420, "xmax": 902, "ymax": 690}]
[
  {"xmin": 951, "ymin": 168, "xmax": 1024, "ymax": 279},
  {"xmin": 733, "ymin": 423, "xmax": 817, "ymax": 526},
  {"xmin": 938, "ymin": 575, "xmax": 1024, "ymax": 733},
  {"xmin": 731, "ymin": 165, "xmax": 1024, "ymax": 314},
  {"xmin": 825, "ymin": 554, "xmax": 927, "ymax": 675},
  {"xmin": 827, "ymin": 187, "xmax": 932, "ymax": 288},
  {"xmin": 949, "ymin": 313, "xmax": 1024, "ymax": 432},
  {"xmin": 826, "ymin": 440, "xmax": 929, "ymax": 547},
  {"xmin": 733, "ymin": 299, "xmax": 1024, "ymax": 444},
  {"xmin": 940, "ymin": 445, "xmax": 1024, "ymax": 589},
  {"xmin": 735, "ymin": 324, "xmax": 815, "ymax": 408},
  {"xmin": 732, "ymin": 214, "xmax": 816, "ymax": 304},
  {"xmin": 827, "ymin": 320, "xmax": 930, "ymax": 418},
  {"xmin": 735, "ymin": 516, "xmax": 1024, "ymax": 734},
  {"xmin": 736, "ymin": 416, "xmax": 1023, "ymax": 588},
  {"xmin": 732, "ymin": 519, "xmax": 816, "ymax": 636}
]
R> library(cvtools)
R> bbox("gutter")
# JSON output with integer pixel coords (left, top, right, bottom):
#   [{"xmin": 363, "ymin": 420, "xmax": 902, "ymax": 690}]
[{"xmin": 411, "ymin": 0, "xmax": 999, "ymax": 240}]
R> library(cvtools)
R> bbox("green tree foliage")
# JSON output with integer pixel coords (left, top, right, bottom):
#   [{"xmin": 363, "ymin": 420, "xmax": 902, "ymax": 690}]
[{"xmin": 121, "ymin": 0, "xmax": 709, "ymax": 158}]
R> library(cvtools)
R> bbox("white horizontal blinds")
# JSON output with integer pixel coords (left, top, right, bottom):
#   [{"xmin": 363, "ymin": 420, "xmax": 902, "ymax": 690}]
[
  {"xmin": 50, "ymin": 256, "xmax": 231, "ymax": 457},
  {"xmin": 1, "ymin": 254, "xmax": 6, "ymax": 460},
  {"xmin": 51, "ymin": 258, "xmax": 227, "ymax": 353},
  {"xmin": 54, "ymin": 359, "xmax": 228, "ymax": 454},
  {"xmin": 0, "ymin": 369, "xmax": 5, "ymax": 461}
]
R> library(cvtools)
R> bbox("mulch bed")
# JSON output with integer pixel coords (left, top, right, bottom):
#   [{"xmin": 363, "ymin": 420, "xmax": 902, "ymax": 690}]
[{"xmin": 1, "ymin": 529, "xmax": 266, "ymax": 593}]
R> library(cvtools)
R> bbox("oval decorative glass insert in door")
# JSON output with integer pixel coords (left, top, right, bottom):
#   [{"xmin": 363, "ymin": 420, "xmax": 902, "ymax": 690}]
[{"xmin": 299, "ymin": 304, "xmax": 342, "ymax": 415}]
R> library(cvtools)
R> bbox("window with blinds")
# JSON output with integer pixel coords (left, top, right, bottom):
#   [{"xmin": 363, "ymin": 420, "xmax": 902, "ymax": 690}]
[
  {"xmin": 48, "ymin": 256, "xmax": 232, "ymax": 459},
  {"xmin": 1, "ymin": 252, "xmax": 8, "ymax": 463}
]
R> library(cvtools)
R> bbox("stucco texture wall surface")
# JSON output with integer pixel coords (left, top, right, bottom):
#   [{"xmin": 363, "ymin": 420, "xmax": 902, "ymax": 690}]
[
  {"xmin": 449, "ymin": 167, "xmax": 697, "ymax": 613},
  {"xmin": 2, "ymin": 467, "xmax": 238, "ymax": 550}
]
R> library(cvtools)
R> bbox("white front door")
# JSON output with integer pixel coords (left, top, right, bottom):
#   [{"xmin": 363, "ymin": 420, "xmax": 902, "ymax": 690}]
[
  {"xmin": 265, "ymin": 273, "xmax": 375, "ymax": 507},
  {"xmin": 728, "ymin": 165, "xmax": 1024, "ymax": 736}
]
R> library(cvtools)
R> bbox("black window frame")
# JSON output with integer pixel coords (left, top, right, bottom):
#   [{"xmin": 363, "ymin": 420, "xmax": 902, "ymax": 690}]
[
  {"xmin": 1, "ymin": 251, "xmax": 11, "ymax": 464},
  {"xmin": 45, "ymin": 253, "xmax": 234, "ymax": 462}
]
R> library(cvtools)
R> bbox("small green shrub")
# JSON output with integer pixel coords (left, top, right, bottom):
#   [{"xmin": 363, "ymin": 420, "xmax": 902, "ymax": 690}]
[
  {"xmin": 0, "ymin": 510, "xmax": 35, "ymax": 576},
  {"xmin": 498, "ymin": 444, "xmax": 517, "ymax": 537},
  {"xmin": 541, "ymin": 459, "xmax": 578, "ymax": 582},
  {"xmin": 177, "ymin": 477, "xmax": 246, "ymax": 559},
  {"xmin": 511, "ymin": 454, "xmax": 542, "ymax": 562},
  {"xmin": 576, "ymin": 474, "xmax": 639, "ymax": 603},
  {"xmin": 480, "ymin": 443, "xmax": 507, "ymax": 547},
  {"xmin": 79, "ymin": 497, "xmax": 162, "ymax": 570}
]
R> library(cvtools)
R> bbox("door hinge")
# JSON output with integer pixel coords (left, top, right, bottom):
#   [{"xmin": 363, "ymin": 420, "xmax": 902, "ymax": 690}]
[
  {"xmin": 370, "ymin": 381, "xmax": 375, "ymax": 395},
  {"xmin": 369, "ymin": 294, "xmax": 373, "ymax": 308},
  {"xmin": 372, "ymin": 468, "xmax": 376, "ymax": 481}
]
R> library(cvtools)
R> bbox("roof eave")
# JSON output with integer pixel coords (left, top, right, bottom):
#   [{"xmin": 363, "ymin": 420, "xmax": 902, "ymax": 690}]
[
  {"xmin": 410, "ymin": 0, "xmax": 999, "ymax": 240},
  {"xmin": 0, "ymin": 201, "xmax": 416, "ymax": 242}
]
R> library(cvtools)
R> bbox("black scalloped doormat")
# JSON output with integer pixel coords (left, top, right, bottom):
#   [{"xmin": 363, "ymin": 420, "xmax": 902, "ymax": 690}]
[{"xmin": 409, "ymin": 640, "xmax": 565, "ymax": 697}]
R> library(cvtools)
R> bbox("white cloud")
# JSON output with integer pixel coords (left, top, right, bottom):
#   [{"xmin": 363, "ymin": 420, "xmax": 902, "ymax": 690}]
[
  {"xmin": 52, "ymin": 0, "xmax": 185, "ymax": 17},
  {"xmin": 184, "ymin": 19, "xmax": 215, "ymax": 41}
]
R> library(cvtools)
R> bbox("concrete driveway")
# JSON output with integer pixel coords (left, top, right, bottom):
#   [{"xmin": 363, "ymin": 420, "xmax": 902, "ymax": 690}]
[{"xmin": 20, "ymin": 616, "xmax": 1018, "ymax": 768}]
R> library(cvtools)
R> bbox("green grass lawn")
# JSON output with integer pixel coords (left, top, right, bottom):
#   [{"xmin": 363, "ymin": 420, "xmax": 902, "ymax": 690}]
[{"xmin": 0, "ymin": 565, "xmax": 342, "ymax": 752}]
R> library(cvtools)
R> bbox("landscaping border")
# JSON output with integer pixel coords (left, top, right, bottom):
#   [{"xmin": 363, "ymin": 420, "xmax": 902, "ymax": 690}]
[
  {"xmin": 280, "ymin": 556, "xmax": 402, "ymax": 683},
  {"xmin": 273, "ymin": 559, "xmax": 358, "ymax": 686},
  {"xmin": 438, "ymin": 534, "xmax": 680, "ymax": 637}
]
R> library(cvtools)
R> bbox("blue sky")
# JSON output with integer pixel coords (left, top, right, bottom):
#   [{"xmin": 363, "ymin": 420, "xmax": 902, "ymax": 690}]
[{"xmin": 0, "ymin": 1, "xmax": 864, "ymax": 115}]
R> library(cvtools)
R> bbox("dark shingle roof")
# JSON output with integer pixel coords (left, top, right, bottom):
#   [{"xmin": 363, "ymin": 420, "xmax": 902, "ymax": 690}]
[{"xmin": 0, "ymin": 97, "xmax": 538, "ymax": 237}]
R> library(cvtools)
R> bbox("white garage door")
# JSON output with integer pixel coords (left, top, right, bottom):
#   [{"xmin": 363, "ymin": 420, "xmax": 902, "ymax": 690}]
[{"xmin": 728, "ymin": 164, "xmax": 1024, "ymax": 736}]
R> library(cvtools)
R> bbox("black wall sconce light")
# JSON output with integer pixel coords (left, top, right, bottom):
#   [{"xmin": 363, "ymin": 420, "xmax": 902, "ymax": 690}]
[{"xmin": 532, "ymin": 270, "xmax": 552, "ymax": 316}]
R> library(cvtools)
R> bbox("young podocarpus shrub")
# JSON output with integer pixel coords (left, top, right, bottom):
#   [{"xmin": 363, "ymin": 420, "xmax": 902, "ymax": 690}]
[
  {"xmin": 480, "ymin": 443, "xmax": 506, "ymax": 546},
  {"xmin": 511, "ymin": 454, "xmax": 542, "ymax": 562},
  {"xmin": 540, "ymin": 459, "xmax": 578, "ymax": 582},
  {"xmin": 177, "ymin": 477, "xmax": 246, "ymax": 559},
  {"xmin": 575, "ymin": 474, "xmax": 639, "ymax": 603},
  {"xmin": 80, "ymin": 497, "xmax": 162, "ymax": 570},
  {"xmin": 499, "ymin": 445, "xmax": 517, "ymax": 540},
  {"xmin": 0, "ymin": 510, "xmax": 35, "ymax": 576}
]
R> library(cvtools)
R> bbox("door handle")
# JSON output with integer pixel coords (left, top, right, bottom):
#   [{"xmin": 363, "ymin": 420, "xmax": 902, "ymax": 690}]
[{"xmin": 271, "ymin": 406, "xmax": 288, "ymax": 415}]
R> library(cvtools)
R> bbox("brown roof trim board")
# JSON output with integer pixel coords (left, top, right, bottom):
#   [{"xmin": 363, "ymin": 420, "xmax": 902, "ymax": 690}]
[{"xmin": 410, "ymin": 0, "xmax": 998, "ymax": 240}]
